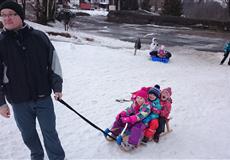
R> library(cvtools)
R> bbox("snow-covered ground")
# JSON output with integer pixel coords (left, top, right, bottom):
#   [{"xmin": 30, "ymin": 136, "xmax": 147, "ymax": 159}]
[
  {"xmin": 67, "ymin": 8, "xmax": 108, "ymax": 16},
  {"xmin": 0, "ymin": 19, "xmax": 230, "ymax": 160}
]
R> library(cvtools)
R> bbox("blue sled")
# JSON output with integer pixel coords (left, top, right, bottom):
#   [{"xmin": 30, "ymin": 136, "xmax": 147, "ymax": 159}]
[{"xmin": 151, "ymin": 56, "xmax": 169, "ymax": 63}]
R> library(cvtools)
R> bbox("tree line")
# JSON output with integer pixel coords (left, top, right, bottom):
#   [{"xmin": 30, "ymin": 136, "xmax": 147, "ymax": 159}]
[{"xmin": 1, "ymin": 0, "xmax": 229, "ymax": 25}]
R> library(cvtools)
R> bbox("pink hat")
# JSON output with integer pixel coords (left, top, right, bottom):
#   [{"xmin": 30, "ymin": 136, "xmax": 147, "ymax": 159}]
[
  {"xmin": 162, "ymin": 87, "xmax": 172, "ymax": 96},
  {"xmin": 134, "ymin": 90, "xmax": 148, "ymax": 101},
  {"xmin": 131, "ymin": 87, "xmax": 151, "ymax": 100}
]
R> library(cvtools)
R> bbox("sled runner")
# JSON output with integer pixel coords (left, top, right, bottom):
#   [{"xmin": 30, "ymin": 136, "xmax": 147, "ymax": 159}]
[
  {"xmin": 151, "ymin": 56, "xmax": 169, "ymax": 63},
  {"xmin": 104, "ymin": 123, "xmax": 129, "ymax": 145},
  {"xmin": 160, "ymin": 118, "xmax": 173, "ymax": 137}
]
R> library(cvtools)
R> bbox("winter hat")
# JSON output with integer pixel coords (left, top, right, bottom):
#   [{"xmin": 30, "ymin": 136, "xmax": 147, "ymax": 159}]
[
  {"xmin": 135, "ymin": 90, "xmax": 148, "ymax": 101},
  {"xmin": 131, "ymin": 87, "xmax": 151, "ymax": 101},
  {"xmin": 162, "ymin": 87, "xmax": 172, "ymax": 96},
  {"xmin": 148, "ymin": 84, "xmax": 161, "ymax": 98},
  {"xmin": 160, "ymin": 45, "xmax": 165, "ymax": 50},
  {"xmin": 0, "ymin": 1, "xmax": 25, "ymax": 21},
  {"xmin": 152, "ymin": 37, "xmax": 157, "ymax": 43}
]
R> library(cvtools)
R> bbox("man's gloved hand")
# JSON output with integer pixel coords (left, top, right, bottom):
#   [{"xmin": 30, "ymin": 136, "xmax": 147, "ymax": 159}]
[
  {"xmin": 0, "ymin": 104, "xmax": 11, "ymax": 118},
  {"xmin": 54, "ymin": 92, "xmax": 63, "ymax": 100}
]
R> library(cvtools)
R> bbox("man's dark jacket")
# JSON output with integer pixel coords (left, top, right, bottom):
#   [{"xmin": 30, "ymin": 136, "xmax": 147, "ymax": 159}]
[{"xmin": 0, "ymin": 24, "xmax": 63, "ymax": 105}]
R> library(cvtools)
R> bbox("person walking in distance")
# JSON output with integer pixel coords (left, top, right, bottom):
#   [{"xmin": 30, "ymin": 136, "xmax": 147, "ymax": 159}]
[
  {"xmin": 220, "ymin": 41, "xmax": 230, "ymax": 65},
  {"xmin": 0, "ymin": 1, "xmax": 65, "ymax": 160}
]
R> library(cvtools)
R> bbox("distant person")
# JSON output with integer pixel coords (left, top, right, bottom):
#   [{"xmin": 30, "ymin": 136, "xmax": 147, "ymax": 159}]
[
  {"xmin": 0, "ymin": 1, "xmax": 65, "ymax": 159},
  {"xmin": 63, "ymin": 10, "xmax": 72, "ymax": 31},
  {"xmin": 149, "ymin": 38, "xmax": 172, "ymax": 60},
  {"xmin": 149, "ymin": 37, "xmax": 159, "ymax": 56},
  {"xmin": 220, "ymin": 41, "xmax": 230, "ymax": 65},
  {"xmin": 153, "ymin": 45, "xmax": 172, "ymax": 59}
]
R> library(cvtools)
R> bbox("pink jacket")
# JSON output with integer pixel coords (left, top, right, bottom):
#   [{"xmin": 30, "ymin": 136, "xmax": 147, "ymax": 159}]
[{"xmin": 160, "ymin": 99, "xmax": 172, "ymax": 119}]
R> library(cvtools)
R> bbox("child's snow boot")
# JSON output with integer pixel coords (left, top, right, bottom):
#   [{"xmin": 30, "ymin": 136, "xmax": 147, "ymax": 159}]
[
  {"xmin": 153, "ymin": 134, "xmax": 159, "ymax": 143},
  {"xmin": 120, "ymin": 141, "xmax": 136, "ymax": 151},
  {"xmin": 141, "ymin": 136, "xmax": 149, "ymax": 144}
]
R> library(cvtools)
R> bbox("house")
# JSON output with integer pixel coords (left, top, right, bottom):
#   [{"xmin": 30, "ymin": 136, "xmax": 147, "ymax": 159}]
[
  {"xmin": 70, "ymin": 0, "xmax": 80, "ymax": 6},
  {"xmin": 109, "ymin": 0, "xmax": 165, "ymax": 11},
  {"xmin": 79, "ymin": 0, "xmax": 91, "ymax": 10}
]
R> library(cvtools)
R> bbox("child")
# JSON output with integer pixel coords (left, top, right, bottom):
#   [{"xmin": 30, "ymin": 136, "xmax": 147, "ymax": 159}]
[
  {"xmin": 110, "ymin": 90, "xmax": 151, "ymax": 151},
  {"xmin": 220, "ymin": 41, "xmax": 230, "ymax": 65},
  {"xmin": 142, "ymin": 85, "xmax": 162, "ymax": 143},
  {"xmin": 153, "ymin": 87, "xmax": 172, "ymax": 143},
  {"xmin": 157, "ymin": 45, "xmax": 172, "ymax": 59},
  {"xmin": 150, "ymin": 44, "xmax": 172, "ymax": 60},
  {"xmin": 149, "ymin": 37, "xmax": 159, "ymax": 57}
]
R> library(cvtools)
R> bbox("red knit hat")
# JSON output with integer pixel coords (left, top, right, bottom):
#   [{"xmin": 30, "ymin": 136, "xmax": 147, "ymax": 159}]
[
  {"xmin": 134, "ymin": 90, "xmax": 148, "ymax": 101},
  {"xmin": 162, "ymin": 87, "xmax": 172, "ymax": 96},
  {"xmin": 131, "ymin": 87, "xmax": 151, "ymax": 101}
]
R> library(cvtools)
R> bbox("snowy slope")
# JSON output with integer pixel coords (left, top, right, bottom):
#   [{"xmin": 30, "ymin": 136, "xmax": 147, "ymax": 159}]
[{"xmin": 0, "ymin": 21, "xmax": 230, "ymax": 160}]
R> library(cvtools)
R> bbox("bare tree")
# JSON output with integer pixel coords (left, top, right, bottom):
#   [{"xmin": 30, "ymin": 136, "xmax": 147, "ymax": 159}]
[
  {"xmin": 137, "ymin": 0, "xmax": 141, "ymax": 10},
  {"xmin": 161, "ymin": 0, "xmax": 183, "ymax": 16},
  {"xmin": 218, "ymin": 0, "xmax": 230, "ymax": 16},
  {"xmin": 225, "ymin": 0, "xmax": 230, "ymax": 16},
  {"xmin": 141, "ymin": 0, "xmax": 151, "ymax": 11},
  {"xmin": 183, "ymin": 0, "xmax": 229, "ymax": 21},
  {"xmin": 21, "ymin": 0, "xmax": 26, "ymax": 14},
  {"xmin": 35, "ymin": 0, "xmax": 56, "ymax": 24}
]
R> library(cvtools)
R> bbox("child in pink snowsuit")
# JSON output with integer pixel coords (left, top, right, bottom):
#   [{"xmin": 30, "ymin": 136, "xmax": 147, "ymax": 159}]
[
  {"xmin": 110, "ymin": 90, "xmax": 151, "ymax": 151},
  {"xmin": 153, "ymin": 87, "xmax": 172, "ymax": 143}
]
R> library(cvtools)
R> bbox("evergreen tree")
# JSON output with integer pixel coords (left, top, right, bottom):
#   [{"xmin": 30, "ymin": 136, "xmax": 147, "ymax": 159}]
[
  {"xmin": 121, "ymin": 0, "xmax": 138, "ymax": 10},
  {"xmin": 161, "ymin": 0, "xmax": 183, "ymax": 16},
  {"xmin": 141, "ymin": 0, "xmax": 151, "ymax": 11}
]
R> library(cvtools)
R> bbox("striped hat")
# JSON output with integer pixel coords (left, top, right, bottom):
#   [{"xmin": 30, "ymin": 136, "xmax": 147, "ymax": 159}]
[{"xmin": 148, "ymin": 84, "xmax": 161, "ymax": 98}]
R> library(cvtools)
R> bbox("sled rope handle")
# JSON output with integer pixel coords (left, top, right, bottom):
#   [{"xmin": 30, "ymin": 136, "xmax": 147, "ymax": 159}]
[
  {"xmin": 120, "ymin": 123, "xmax": 128, "ymax": 136},
  {"xmin": 58, "ymin": 99, "xmax": 116, "ymax": 141}
]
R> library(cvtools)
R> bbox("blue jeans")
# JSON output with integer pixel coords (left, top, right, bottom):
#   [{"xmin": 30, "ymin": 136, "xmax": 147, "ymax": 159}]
[{"xmin": 11, "ymin": 96, "xmax": 65, "ymax": 160}]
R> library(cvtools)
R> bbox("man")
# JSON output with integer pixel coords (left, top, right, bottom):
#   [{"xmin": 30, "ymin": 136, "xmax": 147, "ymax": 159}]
[
  {"xmin": 220, "ymin": 41, "xmax": 230, "ymax": 65},
  {"xmin": 63, "ymin": 10, "xmax": 71, "ymax": 31},
  {"xmin": 0, "ymin": 1, "xmax": 65, "ymax": 160}
]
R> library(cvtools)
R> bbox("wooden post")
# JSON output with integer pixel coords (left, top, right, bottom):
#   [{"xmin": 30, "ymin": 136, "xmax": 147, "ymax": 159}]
[
  {"xmin": 134, "ymin": 37, "xmax": 141, "ymax": 56},
  {"xmin": 134, "ymin": 48, "xmax": 137, "ymax": 56}
]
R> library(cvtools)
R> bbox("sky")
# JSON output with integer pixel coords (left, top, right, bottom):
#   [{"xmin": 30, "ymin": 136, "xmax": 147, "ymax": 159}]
[{"xmin": 0, "ymin": 12, "xmax": 230, "ymax": 160}]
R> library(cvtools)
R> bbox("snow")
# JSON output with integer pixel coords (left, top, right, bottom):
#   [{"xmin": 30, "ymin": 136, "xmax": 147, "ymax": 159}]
[
  {"xmin": 213, "ymin": 0, "xmax": 227, "ymax": 7},
  {"xmin": 70, "ymin": 9, "xmax": 108, "ymax": 16},
  {"xmin": 1, "ymin": 18, "xmax": 230, "ymax": 160}
]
